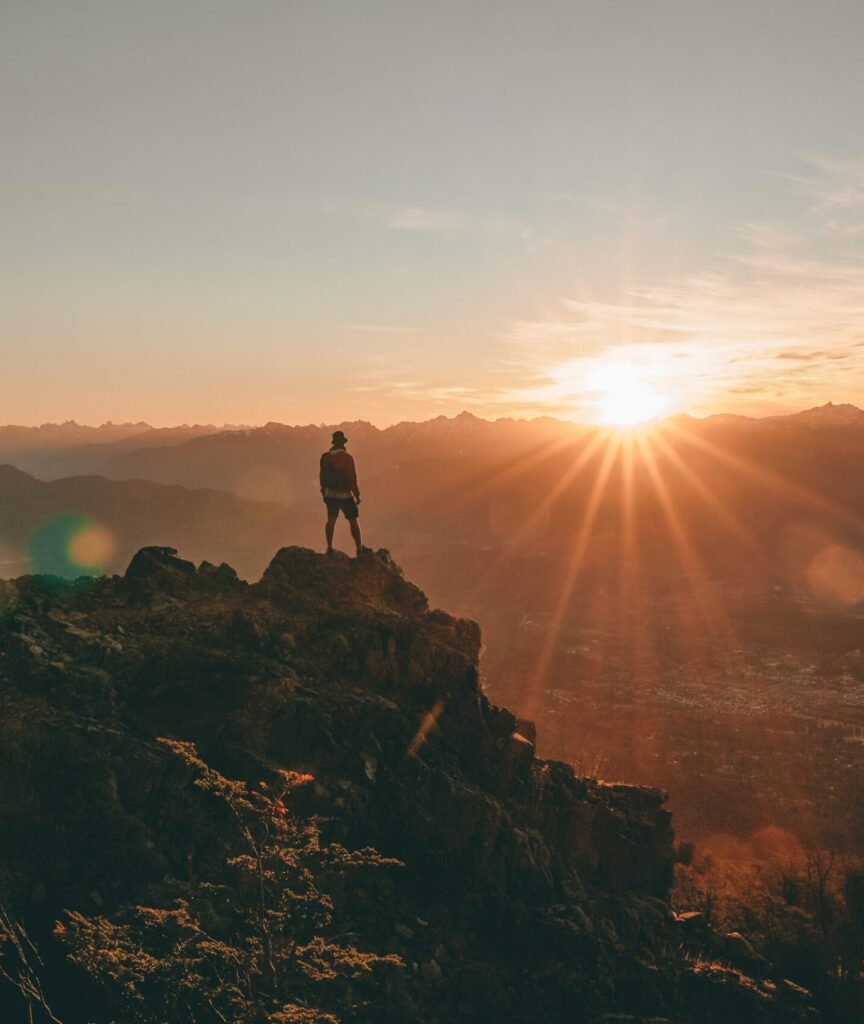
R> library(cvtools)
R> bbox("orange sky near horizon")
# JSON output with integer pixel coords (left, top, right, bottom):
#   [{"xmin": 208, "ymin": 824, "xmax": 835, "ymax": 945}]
[{"xmin": 3, "ymin": 3, "xmax": 864, "ymax": 429}]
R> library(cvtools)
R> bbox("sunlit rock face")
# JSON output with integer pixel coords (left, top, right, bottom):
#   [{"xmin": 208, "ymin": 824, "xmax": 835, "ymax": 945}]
[{"xmin": 0, "ymin": 548, "xmax": 817, "ymax": 1023}]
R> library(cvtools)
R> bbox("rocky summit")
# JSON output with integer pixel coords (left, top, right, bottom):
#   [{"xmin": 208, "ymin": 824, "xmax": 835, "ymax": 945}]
[{"xmin": 0, "ymin": 546, "xmax": 816, "ymax": 1022}]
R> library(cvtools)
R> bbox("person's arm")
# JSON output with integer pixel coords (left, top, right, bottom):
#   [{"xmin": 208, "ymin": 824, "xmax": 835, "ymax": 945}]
[
  {"xmin": 347, "ymin": 454, "xmax": 360, "ymax": 499},
  {"xmin": 319, "ymin": 453, "xmax": 327, "ymax": 494}
]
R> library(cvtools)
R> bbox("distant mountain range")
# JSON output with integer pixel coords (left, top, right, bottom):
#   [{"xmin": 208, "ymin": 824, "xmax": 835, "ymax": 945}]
[
  {"xmin": 767, "ymin": 401, "xmax": 864, "ymax": 428},
  {"xmin": 4, "ymin": 403, "xmax": 862, "ymax": 503},
  {"xmin": 0, "ymin": 420, "xmax": 152, "ymax": 448},
  {"xmin": 3, "ymin": 403, "xmax": 864, "ymax": 582},
  {"xmin": 2, "ymin": 406, "xmax": 864, "ymax": 855},
  {"xmin": 0, "ymin": 422, "xmax": 245, "ymax": 476}
]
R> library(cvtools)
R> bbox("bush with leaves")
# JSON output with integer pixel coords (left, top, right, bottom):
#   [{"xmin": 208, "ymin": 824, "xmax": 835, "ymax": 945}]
[
  {"xmin": 55, "ymin": 740, "xmax": 404, "ymax": 1024},
  {"xmin": 674, "ymin": 845, "xmax": 864, "ymax": 1022}
]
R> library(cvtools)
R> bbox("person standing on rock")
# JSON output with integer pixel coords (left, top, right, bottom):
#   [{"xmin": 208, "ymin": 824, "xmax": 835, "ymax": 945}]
[{"xmin": 320, "ymin": 430, "xmax": 367, "ymax": 557}]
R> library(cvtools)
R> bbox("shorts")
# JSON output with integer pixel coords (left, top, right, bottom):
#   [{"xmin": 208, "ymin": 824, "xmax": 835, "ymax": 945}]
[{"xmin": 324, "ymin": 496, "xmax": 359, "ymax": 519}]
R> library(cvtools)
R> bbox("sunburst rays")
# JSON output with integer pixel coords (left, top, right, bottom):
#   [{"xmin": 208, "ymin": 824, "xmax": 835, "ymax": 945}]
[
  {"xmin": 520, "ymin": 435, "xmax": 621, "ymax": 722},
  {"xmin": 445, "ymin": 413, "xmax": 864, "ymax": 757}
]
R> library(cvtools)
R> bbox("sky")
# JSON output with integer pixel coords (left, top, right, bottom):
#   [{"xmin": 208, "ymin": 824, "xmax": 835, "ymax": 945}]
[{"xmin": 3, "ymin": 0, "xmax": 864, "ymax": 426}]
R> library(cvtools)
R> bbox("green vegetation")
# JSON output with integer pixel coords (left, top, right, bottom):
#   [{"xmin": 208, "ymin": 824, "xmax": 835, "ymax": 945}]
[
  {"xmin": 3, "ymin": 741, "xmax": 404, "ymax": 1024},
  {"xmin": 675, "ymin": 844, "xmax": 864, "ymax": 1020}
]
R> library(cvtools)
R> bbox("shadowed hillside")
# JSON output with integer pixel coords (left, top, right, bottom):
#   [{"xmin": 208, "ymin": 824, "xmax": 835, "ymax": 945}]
[
  {"xmin": 0, "ymin": 547, "xmax": 818, "ymax": 1022},
  {"xmin": 0, "ymin": 465, "xmax": 318, "ymax": 580}
]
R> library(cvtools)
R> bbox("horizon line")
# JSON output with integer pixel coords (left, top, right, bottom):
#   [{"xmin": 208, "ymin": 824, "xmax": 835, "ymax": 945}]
[{"xmin": 0, "ymin": 399, "xmax": 862, "ymax": 434}]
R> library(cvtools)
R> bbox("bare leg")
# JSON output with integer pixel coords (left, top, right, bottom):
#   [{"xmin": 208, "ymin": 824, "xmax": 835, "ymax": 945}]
[
  {"xmin": 325, "ymin": 517, "xmax": 337, "ymax": 553},
  {"xmin": 349, "ymin": 517, "xmax": 363, "ymax": 554}
]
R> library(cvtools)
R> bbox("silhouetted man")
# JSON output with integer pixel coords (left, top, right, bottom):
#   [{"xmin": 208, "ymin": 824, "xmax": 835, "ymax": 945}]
[{"xmin": 320, "ymin": 430, "xmax": 367, "ymax": 556}]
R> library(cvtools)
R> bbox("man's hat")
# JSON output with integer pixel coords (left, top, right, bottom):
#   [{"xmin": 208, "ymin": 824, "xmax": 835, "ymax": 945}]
[{"xmin": 332, "ymin": 430, "xmax": 348, "ymax": 446}]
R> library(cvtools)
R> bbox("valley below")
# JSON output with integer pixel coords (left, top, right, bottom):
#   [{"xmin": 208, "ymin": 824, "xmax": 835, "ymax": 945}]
[{"xmin": 3, "ymin": 407, "xmax": 864, "ymax": 862}]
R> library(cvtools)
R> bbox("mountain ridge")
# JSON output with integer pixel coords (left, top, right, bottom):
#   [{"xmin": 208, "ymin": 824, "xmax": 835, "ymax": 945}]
[
  {"xmin": 3, "ymin": 402, "xmax": 862, "ymax": 442},
  {"xmin": 0, "ymin": 545, "xmax": 817, "ymax": 1022},
  {"xmin": 0, "ymin": 466, "xmax": 317, "ymax": 580}
]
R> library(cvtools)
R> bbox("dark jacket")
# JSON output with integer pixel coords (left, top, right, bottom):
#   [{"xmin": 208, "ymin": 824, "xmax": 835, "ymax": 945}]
[{"xmin": 319, "ymin": 448, "xmax": 359, "ymax": 497}]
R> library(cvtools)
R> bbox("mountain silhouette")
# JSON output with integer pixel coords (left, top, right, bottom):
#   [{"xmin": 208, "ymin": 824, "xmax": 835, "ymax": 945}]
[
  {"xmin": 0, "ymin": 546, "xmax": 817, "ymax": 1023},
  {"xmin": 0, "ymin": 465, "xmax": 316, "ymax": 580}
]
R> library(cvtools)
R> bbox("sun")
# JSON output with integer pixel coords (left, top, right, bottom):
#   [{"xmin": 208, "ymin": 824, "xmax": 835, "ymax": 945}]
[{"xmin": 591, "ymin": 362, "xmax": 668, "ymax": 426}]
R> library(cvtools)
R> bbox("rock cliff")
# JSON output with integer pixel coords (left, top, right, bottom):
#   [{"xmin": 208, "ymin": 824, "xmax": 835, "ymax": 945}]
[{"xmin": 0, "ymin": 547, "xmax": 817, "ymax": 1022}]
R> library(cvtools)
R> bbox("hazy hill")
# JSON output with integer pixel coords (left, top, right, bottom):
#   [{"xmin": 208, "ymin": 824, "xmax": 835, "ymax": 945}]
[
  {"xmin": 8, "ymin": 406, "xmax": 864, "ymax": 510},
  {"xmin": 0, "ymin": 420, "xmax": 150, "ymax": 449},
  {"xmin": 0, "ymin": 421, "xmax": 242, "ymax": 477},
  {"xmin": 35, "ymin": 423, "xmax": 237, "ymax": 478},
  {"xmin": 0, "ymin": 421, "xmax": 150, "ymax": 474},
  {"xmin": 767, "ymin": 401, "xmax": 864, "ymax": 429},
  {"xmin": 51, "ymin": 414, "xmax": 577, "ymax": 502},
  {"xmin": 0, "ymin": 465, "xmax": 316, "ymax": 580}
]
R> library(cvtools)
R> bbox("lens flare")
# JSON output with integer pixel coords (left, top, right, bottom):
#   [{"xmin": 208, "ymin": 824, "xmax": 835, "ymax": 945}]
[
  {"xmin": 69, "ymin": 523, "xmax": 116, "ymax": 570},
  {"xmin": 27, "ymin": 515, "xmax": 116, "ymax": 578},
  {"xmin": 807, "ymin": 545, "xmax": 864, "ymax": 605}
]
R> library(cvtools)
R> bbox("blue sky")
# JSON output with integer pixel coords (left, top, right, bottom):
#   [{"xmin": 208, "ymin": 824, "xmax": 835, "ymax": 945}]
[{"xmin": 3, "ymin": 0, "xmax": 864, "ymax": 424}]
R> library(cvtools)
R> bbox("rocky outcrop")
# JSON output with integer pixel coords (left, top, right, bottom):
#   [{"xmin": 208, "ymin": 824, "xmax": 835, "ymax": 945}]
[{"xmin": 0, "ymin": 547, "xmax": 817, "ymax": 1022}]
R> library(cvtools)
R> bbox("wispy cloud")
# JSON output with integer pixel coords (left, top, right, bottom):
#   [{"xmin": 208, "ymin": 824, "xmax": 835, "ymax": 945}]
[
  {"xmin": 385, "ymin": 206, "xmax": 465, "ymax": 231},
  {"xmin": 788, "ymin": 156, "xmax": 864, "ymax": 235},
  {"xmin": 775, "ymin": 350, "xmax": 851, "ymax": 362},
  {"xmin": 490, "ymin": 158, "xmax": 864, "ymax": 418},
  {"xmin": 360, "ymin": 201, "xmax": 547, "ymax": 247},
  {"xmin": 337, "ymin": 160, "xmax": 864, "ymax": 423}
]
